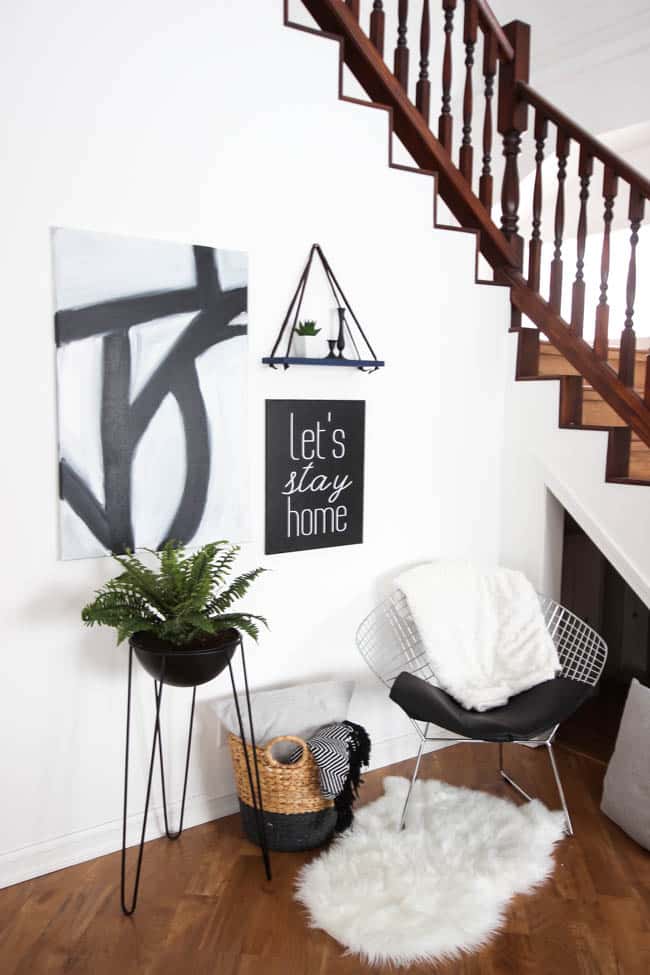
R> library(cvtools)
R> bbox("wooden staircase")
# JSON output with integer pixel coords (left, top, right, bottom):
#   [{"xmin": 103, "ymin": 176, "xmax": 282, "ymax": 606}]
[
  {"xmin": 284, "ymin": 0, "xmax": 650, "ymax": 485},
  {"xmin": 536, "ymin": 342, "xmax": 650, "ymax": 482}
]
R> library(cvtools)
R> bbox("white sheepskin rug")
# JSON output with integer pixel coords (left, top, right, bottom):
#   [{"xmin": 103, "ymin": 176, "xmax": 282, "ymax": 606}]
[{"xmin": 295, "ymin": 775, "xmax": 566, "ymax": 967}]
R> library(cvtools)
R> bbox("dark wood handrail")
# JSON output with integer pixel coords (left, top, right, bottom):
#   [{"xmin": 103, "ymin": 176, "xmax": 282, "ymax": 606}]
[
  {"xmin": 475, "ymin": 0, "xmax": 514, "ymax": 61},
  {"xmin": 517, "ymin": 82, "xmax": 650, "ymax": 199},
  {"xmin": 300, "ymin": 0, "xmax": 518, "ymax": 270},
  {"xmin": 288, "ymin": 0, "xmax": 650, "ymax": 457}
]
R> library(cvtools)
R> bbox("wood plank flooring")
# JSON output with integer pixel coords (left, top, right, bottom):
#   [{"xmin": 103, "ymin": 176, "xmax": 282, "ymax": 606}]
[{"xmin": 1, "ymin": 743, "xmax": 648, "ymax": 975}]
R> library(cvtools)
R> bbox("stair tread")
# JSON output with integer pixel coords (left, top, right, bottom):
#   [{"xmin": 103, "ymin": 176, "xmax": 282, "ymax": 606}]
[{"xmin": 608, "ymin": 477, "xmax": 650, "ymax": 486}]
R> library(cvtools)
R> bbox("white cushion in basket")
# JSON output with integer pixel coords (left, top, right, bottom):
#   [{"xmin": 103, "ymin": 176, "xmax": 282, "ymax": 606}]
[{"xmin": 210, "ymin": 679, "xmax": 355, "ymax": 746}]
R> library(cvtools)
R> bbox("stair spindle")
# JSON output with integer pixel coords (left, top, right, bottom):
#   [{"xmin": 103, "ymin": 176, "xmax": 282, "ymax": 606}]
[
  {"xmin": 527, "ymin": 109, "xmax": 548, "ymax": 292},
  {"xmin": 645, "ymin": 356, "xmax": 650, "ymax": 408},
  {"xmin": 497, "ymin": 21, "xmax": 530, "ymax": 269},
  {"xmin": 594, "ymin": 168, "xmax": 618, "ymax": 360},
  {"xmin": 346, "ymin": 0, "xmax": 360, "ymax": 21},
  {"xmin": 569, "ymin": 146, "xmax": 593, "ymax": 337},
  {"xmin": 618, "ymin": 185, "xmax": 646, "ymax": 388},
  {"xmin": 478, "ymin": 32, "xmax": 497, "ymax": 213},
  {"xmin": 459, "ymin": 0, "xmax": 478, "ymax": 184},
  {"xmin": 438, "ymin": 0, "xmax": 457, "ymax": 152},
  {"xmin": 415, "ymin": 1, "xmax": 431, "ymax": 123},
  {"xmin": 369, "ymin": 2, "xmax": 385, "ymax": 57},
  {"xmin": 549, "ymin": 129, "xmax": 571, "ymax": 313},
  {"xmin": 500, "ymin": 129, "xmax": 523, "ymax": 245},
  {"xmin": 394, "ymin": 0, "xmax": 410, "ymax": 91}
]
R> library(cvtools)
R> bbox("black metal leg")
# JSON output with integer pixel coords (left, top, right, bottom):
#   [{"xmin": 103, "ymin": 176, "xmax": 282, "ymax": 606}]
[
  {"xmin": 121, "ymin": 651, "xmax": 197, "ymax": 915},
  {"xmin": 239, "ymin": 641, "xmax": 269, "ymax": 854},
  {"xmin": 156, "ymin": 682, "xmax": 197, "ymax": 840},
  {"xmin": 121, "ymin": 645, "xmax": 163, "ymax": 916},
  {"xmin": 227, "ymin": 641, "xmax": 272, "ymax": 881}
]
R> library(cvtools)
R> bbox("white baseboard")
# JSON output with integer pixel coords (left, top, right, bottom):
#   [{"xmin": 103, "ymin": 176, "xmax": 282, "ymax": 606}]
[
  {"xmin": 2, "ymin": 731, "xmax": 448, "ymax": 890},
  {"xmin": 0, "ymin": 791, "xmax": 239, "ymax": 890}
]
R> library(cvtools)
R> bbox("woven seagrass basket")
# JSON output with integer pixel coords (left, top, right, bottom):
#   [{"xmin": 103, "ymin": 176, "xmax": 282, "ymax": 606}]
[{"xmin": 229, "ymin": 733, "xmax": 337, "ymax": 852}]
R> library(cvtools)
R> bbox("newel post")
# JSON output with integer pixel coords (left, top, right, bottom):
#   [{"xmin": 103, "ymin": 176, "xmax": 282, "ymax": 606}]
[{"xmin": 497, "ymin": 20, "xmax": 530, "ymax": 271}]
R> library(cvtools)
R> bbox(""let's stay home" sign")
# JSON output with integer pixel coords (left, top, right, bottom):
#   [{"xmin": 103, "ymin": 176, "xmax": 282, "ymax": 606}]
[{"xmin": 265, "ymin": 399, "xmax": 365, "ymax": 554}]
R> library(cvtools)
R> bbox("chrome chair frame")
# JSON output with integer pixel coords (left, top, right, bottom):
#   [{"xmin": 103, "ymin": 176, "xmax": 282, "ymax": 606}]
[{"xmin": 355, "ymin": 590, "xmax": 608, "ymax": 836}]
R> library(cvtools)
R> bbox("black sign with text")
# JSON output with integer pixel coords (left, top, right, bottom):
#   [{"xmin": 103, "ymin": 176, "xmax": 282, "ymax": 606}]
[{"xmin": 265, "ymin": 399, "xmax": 365, "ymax": 555}]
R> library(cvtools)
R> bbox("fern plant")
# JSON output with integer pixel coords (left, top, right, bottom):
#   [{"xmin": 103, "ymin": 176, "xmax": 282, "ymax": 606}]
[{"xmin": 81, "ymin": 541, "xmax": 266, "ymax": 647}]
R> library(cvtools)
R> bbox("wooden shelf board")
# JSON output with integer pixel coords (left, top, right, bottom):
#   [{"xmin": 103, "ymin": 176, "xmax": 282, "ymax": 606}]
[{"xmin": 262, "ymin": 356, "xmax": 385, "ymax": 369}]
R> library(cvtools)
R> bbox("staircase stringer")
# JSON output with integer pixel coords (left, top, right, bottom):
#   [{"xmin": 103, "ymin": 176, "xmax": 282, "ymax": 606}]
[{"xmin": 284, "ymin": 0, "xmax": 517, "ymax": 282}]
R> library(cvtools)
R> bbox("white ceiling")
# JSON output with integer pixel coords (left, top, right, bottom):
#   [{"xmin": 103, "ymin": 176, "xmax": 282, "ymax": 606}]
[{"xmin": 490, "ymin": 0, "xmax": 650, "ymax": 137}]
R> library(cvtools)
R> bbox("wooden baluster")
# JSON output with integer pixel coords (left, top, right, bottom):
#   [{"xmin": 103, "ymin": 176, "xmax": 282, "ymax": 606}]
[
  {"xmin": 346, "ymin": 0, "xmax": 360, "ymax": 20},
  {"xmin": 594, "ymin": 168, "xmax": 618, "ymax": 360},
  {"xmin": 478, "ymin": 33, "xmax": 497, "ymax": 213},
  {"xmin": 645, "ymin": 356, "xmax": 650, "ymax": 407},
  {"xmin": 497, "ymin": 21, "xmax": 530, "ymax": 269},
  {"xmin": 394, "ymin": 0, "xmax": 409, "ymax": 90},
  {"xmin": 549, "ymin": 130, "xmax": 570, "ymax": 313},
  {"xmin": 438, "ymin": 0, "xmax": 457, "ymax": 152},
  {"xmin": 416, "ymin": 1, "xmax": 431, "ymax": 122},
  {"xmin": 619, "ymin": 185, "xmax": 646, "ymax": 388},
  {"xmin": 370, "ymin": 2, "xmax": 385, "ymax": 57},
  {"xmin": 569, "ymin": 147, "xmax": 594, "ymax": 337},
  {"xmin": 527, "ymin": 109, "xmax": 548, "ymax": 292},
  {"xmin": 459, "ymin": 0, "xmax": 478, "ymax": 184}
]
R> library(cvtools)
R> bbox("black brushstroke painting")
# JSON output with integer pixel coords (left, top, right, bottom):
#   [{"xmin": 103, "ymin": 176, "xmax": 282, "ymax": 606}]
[{"xmin": 53, "ymin": 230, "xmax": 248, "ymax": 559}]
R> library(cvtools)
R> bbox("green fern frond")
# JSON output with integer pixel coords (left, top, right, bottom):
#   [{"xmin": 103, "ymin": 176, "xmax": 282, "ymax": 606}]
[
  {"xmin": 215, "ymin": 614, "xmax": 262, "ymax": 642},
  {"xmin": 208, "ymin": 544, "xmax": 240, "ymax": 589},
  {"xmin": 205, "ymin": 568, "xmax": 266, "ymax": 617},
  {"xmin": 110, "ymin": 550, "xmax": 172, "ymax": 616},
  {"xmin": 157, "ymin": 540, "xmax": 188, "ymax": 605},
  {"xmin": 81, "ymin": 540, "xmax": 266, "ymax": 648},
  {"xmin": 81, "ymin": 589, "xmax": 162, "ymax": 644}
]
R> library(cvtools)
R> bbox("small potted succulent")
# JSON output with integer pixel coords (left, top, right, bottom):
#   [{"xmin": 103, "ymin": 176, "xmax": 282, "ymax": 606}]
[
  {"xmin": 81, "ymin": 540, "xmax": 266, "ymax": 687},
  {"xmin": 292, "ymin": 319, "xmax": 322, "ymax": 358}
]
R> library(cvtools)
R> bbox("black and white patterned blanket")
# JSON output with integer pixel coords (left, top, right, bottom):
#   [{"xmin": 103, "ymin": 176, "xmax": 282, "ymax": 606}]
[{"xmin": 288, "ymin": 720, "xmax": 371, "ymax": 832}]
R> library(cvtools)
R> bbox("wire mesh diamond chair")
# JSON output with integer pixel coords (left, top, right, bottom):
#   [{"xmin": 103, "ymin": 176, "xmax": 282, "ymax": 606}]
[{"xmin": 355, "ymin": 590, "xmax": 608, "ymax": 836}]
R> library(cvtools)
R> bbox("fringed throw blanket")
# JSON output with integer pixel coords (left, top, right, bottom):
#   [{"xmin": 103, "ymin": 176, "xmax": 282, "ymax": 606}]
[{"xmin": 288, "ymin": 720, "xmax": 371, "ymax": 832}]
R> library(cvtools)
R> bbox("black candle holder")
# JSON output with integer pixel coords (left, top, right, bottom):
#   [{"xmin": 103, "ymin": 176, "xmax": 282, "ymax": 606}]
[{"xmin": 336, "ymin": 306, "xmax": 346, "ymax": 358}]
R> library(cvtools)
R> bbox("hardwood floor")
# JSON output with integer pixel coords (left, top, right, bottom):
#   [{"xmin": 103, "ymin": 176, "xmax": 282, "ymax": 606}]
[{"xmin": 1, "ymin": 743, "xmax": 649, "ymax": 975}]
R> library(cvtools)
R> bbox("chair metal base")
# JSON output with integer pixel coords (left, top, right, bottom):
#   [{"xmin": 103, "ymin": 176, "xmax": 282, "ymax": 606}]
[
  {"xmin": 399, "ymin": 724, "xmax": 574, "ymax": 837},
  {"xmin": 398, "ymin": 723, "xmax": 429, "ymax": 831}
]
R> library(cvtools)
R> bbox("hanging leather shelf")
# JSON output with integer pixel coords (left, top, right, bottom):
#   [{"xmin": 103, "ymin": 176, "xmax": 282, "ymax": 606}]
[{"xmin": 262, "ymin": 243, "xmax": 384, "ymax": 371}]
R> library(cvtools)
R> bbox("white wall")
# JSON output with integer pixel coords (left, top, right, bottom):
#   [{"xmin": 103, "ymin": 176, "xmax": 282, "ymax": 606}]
[{"xmin": 0, "ymin": 0, "xmax": 509, "ymax": 886}]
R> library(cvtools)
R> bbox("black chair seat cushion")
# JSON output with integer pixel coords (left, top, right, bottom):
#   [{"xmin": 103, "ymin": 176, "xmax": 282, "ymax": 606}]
[{"xmin": 389, "ymin": 671, "xmax": 595, "ymax": 742}]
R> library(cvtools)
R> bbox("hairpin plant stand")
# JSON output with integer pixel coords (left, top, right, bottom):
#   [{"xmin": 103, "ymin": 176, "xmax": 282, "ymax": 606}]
[{"xmin": 120, "ymin": 636, "xmax": 271, "ymax": 916}]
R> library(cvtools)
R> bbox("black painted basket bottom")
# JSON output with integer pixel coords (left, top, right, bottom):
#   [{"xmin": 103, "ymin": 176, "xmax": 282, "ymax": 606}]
[{"xmin": 239, "ymin": 800, "xmax": 337, "ymax": 853}]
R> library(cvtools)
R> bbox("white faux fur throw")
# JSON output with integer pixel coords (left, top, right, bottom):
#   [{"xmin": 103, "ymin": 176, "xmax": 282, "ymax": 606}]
[
  {"xmin": 295, "ymin": 776, "xmax": 565, "ymax": 967},
  {"xmin": 397, "ymin": 561, "xmax": 560, "ymax": 711}
]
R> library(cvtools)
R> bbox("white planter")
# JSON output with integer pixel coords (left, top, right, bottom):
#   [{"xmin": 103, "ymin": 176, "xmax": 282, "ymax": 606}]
[{"xmin": 292, "ymin": 333, "xmax": 323, "ymax": 359}]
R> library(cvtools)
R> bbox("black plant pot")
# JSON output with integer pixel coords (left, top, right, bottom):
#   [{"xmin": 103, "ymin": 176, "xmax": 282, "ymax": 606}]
[{"xmin": 130, "ymin": 628, "xmax": 240, "ymax": 688}]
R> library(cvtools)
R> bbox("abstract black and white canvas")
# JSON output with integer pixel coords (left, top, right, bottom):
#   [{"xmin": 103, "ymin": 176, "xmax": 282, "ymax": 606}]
[{"xmin": 52, "ymin": 227, "xmax": 249, "ymax": 560}]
